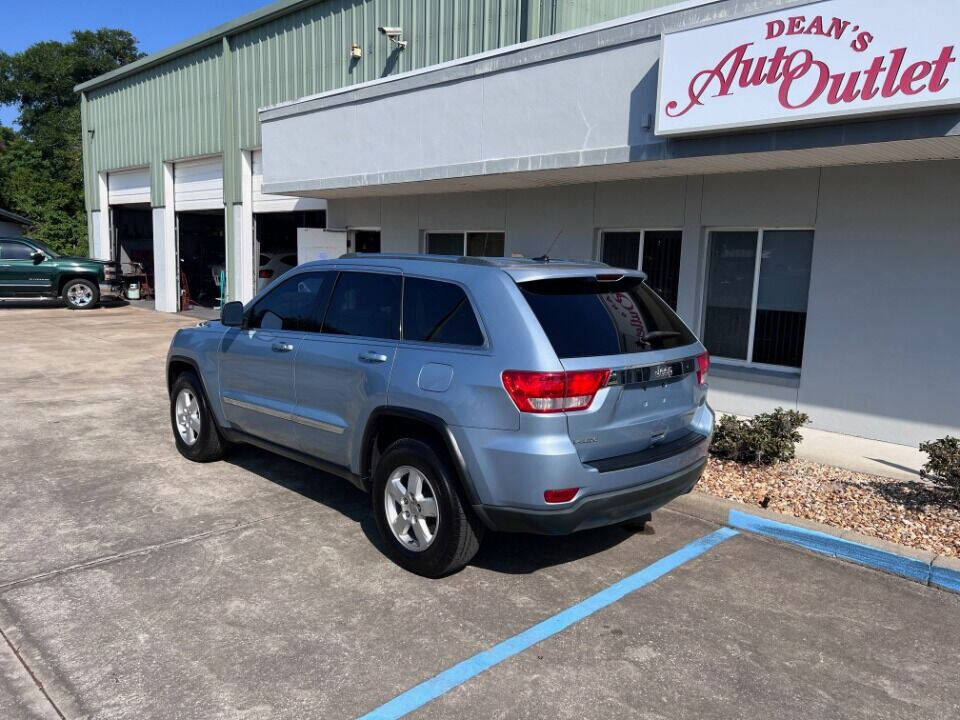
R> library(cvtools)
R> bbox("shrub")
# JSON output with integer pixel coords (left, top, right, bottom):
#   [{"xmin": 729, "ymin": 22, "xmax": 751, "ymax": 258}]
[
  {"xmin": 920, "ymin": 436, "xmax": 960, "ymax": 498},
  {"xmin": 710, "ymin": 408, "xmax": 809, "ymax": 465}
]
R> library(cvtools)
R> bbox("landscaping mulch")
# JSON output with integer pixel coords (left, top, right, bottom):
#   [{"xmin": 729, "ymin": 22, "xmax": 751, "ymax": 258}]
[{"xmin": 700, "ymin": 457, "xmax": 960, "ymax": 559}]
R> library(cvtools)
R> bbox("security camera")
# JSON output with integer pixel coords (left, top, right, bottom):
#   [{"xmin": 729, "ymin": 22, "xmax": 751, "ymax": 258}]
[{"xmin": 377, "ymin": 25, "xmax": 407, "ymax": 49}]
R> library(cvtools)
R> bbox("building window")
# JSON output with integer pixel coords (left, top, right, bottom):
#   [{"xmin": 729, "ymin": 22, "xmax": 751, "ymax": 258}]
[
  {"xmin": 425, "ymin": 231, "xmax": 504, "ymax": 257},
  {"xmin": 600, "ymin": 230, "xmax": 682, "ymax": 310},
  {"xmin": 703, "ymin": 229, "xmax": 814, "ymax": 370}
]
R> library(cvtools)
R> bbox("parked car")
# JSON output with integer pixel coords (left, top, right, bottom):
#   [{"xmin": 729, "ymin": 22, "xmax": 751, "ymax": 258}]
[
  {"xmin": 166, "ymin": 254, "xmax": 713, "ymax": 577},
  {"xmin": 257, "ymin": 251, "xmax": 299, "ymax": 291},
  {"xmin": 0, "ymin": 236, "xmax": 121, "ymax": 309}
]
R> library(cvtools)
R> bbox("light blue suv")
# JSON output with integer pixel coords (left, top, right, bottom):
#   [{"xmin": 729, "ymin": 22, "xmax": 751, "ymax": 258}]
[{"xmin": 167, "ymin": 254, "xmax": 713, "ymax": 576}]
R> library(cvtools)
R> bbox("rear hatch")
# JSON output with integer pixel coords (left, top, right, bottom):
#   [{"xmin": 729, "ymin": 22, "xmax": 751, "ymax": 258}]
[{"xmin": 516, "ymin": 272, "xmax": 706, "ymax": 464}]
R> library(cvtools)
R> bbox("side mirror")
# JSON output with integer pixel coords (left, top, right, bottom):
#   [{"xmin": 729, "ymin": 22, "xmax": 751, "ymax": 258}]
[
  {"xmin": 221, "ymin": 301, "xmax": 244, "ymax": 328},
  {"xmin": 31, "ymin": 250, "xmax": 45, "ymax": 264}
]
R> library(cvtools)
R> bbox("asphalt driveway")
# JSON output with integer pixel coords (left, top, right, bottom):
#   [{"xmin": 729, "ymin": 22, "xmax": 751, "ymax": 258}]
[{"xmin": 1, "ymin": 303, "xmax": 959, "ymax": 719}]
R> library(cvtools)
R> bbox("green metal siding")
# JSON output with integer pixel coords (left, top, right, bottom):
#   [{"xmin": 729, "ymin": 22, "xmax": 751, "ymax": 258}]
[
  {"xmin": 85, "ymin": 43, "xmax": 223, "ymax": 208},
  {"xmin": 539, "ymin": 0, "xmax": 688, "ymax": 35},
  {"xmin": 231, "ymin": 0, "xmax": 523, "ymax": 165}
]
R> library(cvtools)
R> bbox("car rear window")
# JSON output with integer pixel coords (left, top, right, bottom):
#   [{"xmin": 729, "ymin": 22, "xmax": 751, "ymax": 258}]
[
  {"xmin": 519, "ymin": 276, "xmax": 696, "ymax": 358},
  {"xmin": 403, "ymin": 277, "xmax": 484, "ymax": 346}
]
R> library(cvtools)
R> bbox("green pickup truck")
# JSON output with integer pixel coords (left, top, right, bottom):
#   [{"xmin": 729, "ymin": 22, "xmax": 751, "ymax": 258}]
[{"xmin": 0, "ymin": 236, "xmax": 122, "ymax": 309}]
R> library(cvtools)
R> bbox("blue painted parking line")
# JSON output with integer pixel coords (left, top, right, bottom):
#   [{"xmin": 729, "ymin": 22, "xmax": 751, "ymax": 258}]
[
  {"xmin": 727, "ymin": 509, "xmax": 960, "ymax": 592},
  {"xmin": 357, "ymin": 527, "xmax": 738, "ymax": 720}
]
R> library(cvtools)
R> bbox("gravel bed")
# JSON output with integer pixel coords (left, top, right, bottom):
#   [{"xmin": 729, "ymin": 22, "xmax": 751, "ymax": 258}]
[{"xmin": 699, "ymin": 457, "xmax": 960, "ymax": 559}]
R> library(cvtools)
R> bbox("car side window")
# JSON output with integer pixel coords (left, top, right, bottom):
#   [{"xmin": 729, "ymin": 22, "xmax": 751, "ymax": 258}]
[
  {"xmin": 247, "ymin": 272, "xmax": 335, "ymax": 332},
  {"xmin": 321, "ymin": 272, "xmax": 401, "ymax": 340},
  {"xmin": 0, "ymin": 241, "xmax": 34, "ymax": 260},
  {"xmin": 403, "ymin": 277, "xmax": 484, "ymax": 346}
]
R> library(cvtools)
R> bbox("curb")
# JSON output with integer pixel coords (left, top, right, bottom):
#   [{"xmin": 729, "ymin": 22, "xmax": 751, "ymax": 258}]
[{"xmin": 666, "ymin": 491, "xmax": 960, "ymax": 594}]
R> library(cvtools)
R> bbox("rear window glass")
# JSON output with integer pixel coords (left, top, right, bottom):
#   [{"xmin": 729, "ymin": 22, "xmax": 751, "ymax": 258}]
[
  {"xmin": 520, "ymin": 277, "xmax": 696, "ymax": 358},
  {"xmin": 403, "ymin": 277, "xmax": 484, "ymax": 346}
]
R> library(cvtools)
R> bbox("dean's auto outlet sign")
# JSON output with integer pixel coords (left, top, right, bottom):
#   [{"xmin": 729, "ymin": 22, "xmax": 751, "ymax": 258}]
[{"xmin": 656, "ymin": 0, "xmax": 960, "ymax": 136}]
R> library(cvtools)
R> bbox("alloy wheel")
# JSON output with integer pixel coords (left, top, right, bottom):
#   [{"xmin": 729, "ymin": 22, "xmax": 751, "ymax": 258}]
[
  {"xmin": 383, "ymin": 465, "xmax": 440, "ymax": 552},
  {"xmin": 66, "ymin": 283, "xmax": 94, "ymax": 308},
  {"xmin": 175, "ymin": 388, "xmax": 202, "ymax": 446}
]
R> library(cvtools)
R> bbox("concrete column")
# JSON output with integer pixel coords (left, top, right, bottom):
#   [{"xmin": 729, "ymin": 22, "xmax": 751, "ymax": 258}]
[
  {"xmin": 94, "ymin": 173, "xmax": 111, "ymax": 260},
  {"xmin": 676, "ymin": 175, "xmax": 704, "ymax": 331},
  {"xmin": 238, "ymin": 150, "xmax": 255, "ymax": 303},
  {"xmin": 153, "ymin": 163, "xmax": 178, "ymax": 313}
]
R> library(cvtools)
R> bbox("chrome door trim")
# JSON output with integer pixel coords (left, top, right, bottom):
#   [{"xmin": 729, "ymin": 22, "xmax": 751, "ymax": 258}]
[{"xmin": 222, "ymin": 396, "xmax": 345, "ymax": 435}]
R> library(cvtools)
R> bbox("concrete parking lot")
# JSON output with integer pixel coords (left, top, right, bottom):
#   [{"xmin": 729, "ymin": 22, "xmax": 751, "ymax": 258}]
[{"xmin": 2, "ymin": 303, "xmax": 959, "ymax": 720}]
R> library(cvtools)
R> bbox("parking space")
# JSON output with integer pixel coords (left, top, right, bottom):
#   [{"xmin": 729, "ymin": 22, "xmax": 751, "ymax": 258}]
[{"xmin": 2, "ymin": 305, "xmax": 959, "ymax": 720}]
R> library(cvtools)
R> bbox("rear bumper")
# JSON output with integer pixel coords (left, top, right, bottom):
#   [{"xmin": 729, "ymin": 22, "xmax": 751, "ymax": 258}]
[
  {"xmin": 99, "ymin": 281, "xmax": 122, "ymax": 297},
  {"xmin": 473, "ymin": 457, "xmax": 706, "ymax": 535}
]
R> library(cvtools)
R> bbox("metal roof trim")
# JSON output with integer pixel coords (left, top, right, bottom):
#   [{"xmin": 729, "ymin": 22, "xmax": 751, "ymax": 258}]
[{"xmin": 74, "ymin": 0, "xmax": 321, "ymax": 93}]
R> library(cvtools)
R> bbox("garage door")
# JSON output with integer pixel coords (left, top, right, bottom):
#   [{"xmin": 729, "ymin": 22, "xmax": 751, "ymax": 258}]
[
  {"xmin": 252, "ymin": 150, "xmax": 326, "ymax": 214},
  {"xmin": 108, "ymin": 167, "xmax": 151, "ymax": 205},
  {"xmin": 175, "ymin": 157, "xmax": 223, "ymax": 211}
]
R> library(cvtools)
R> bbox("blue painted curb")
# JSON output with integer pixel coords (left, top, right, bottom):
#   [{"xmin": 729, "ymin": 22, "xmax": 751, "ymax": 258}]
[{"xmin": 727, "ymin": 509, "xmax": 960, "ymax": 593}]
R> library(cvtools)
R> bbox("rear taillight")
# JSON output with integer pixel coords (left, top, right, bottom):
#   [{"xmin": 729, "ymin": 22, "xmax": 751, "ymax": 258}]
[
  {"xmin": 259, "ymin": 269, "xmax": 273, "ymax": 279},
  {"xmin": 501, "ymin": 369, "xmax": 610, "ymax": 413},
  {"xmin": 696, "ymin": 351, "xmax": 710, "ymax": 385}
]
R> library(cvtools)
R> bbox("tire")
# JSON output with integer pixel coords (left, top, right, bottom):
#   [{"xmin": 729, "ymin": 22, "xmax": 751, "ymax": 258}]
[
  {"xmin": 62, "ymin": 278, "xmax": 100, "ymax": 310},
  {"xmin": 372, "ymin": 438, "xmax": 483, "ymax": 578},
  {"xmin": 170, "ymin": 371, "xmax": 227, "ymax": 462}
]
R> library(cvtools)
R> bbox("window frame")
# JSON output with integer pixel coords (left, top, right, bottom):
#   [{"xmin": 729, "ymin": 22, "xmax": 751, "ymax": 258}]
[
  {"xmin": 245, "ymin": 269, "xmax": 336, "ymax": 333},
  {"xmin": 317, "ymin": 269, "xmax": 403, "ymax": 342},
  {"xmin": 702, "ymin": 227, "xmax": 814, "ymax": 374},
  {"xmin": 0, "ymin": 239, "xmax": 36, "ymax": 261},
  {"xmin": 398, "ymin": 274, "xmax": 490, "ymax": 351},
  {"xmin": 423, "ymin": 230, "xmax": 505, "ymax": 257},
  {"xmin": 597, "ymin": 228, "xmax": 683, "ymax": 269}
]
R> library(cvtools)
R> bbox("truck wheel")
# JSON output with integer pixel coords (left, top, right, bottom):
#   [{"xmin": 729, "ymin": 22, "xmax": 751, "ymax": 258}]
[
  {"xmin": 372, "ymin": 439, "xmax": 483, "ymax": 578},
  {"xmin": 170, "ymin": 371, "xmax": 226, "ymax": 462},
  {"xmin": 63, "ymin": 278, "xmax": 100, "ymax": 310}
]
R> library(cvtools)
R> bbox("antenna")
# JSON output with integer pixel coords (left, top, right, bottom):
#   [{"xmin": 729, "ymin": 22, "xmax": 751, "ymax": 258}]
[{"xmin": 534, "ymin": 228, "xmax": 564, "ymax": 262}]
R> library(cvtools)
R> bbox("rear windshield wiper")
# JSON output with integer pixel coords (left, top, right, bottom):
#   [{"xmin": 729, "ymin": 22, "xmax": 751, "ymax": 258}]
[{"xmin": 637, "ymin": 330, "xmax": 682, "ymax": 346}]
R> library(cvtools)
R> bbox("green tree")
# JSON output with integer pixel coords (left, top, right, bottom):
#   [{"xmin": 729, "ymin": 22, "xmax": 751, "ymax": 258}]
[{"xmin": 0, "ymin": 30, "xmax": 142, "ymax": 255}]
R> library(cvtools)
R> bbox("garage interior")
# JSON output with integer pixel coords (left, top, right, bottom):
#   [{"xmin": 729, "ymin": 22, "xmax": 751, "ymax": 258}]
[
  {"xmin": 177, "ymin": 210, "xmax": 226, "ymax": 311},
  {"xmin": 111, "ymin": 204, "xmax": 154, "ymax": 301},
  {"xmin": 254, "ymin": 209, "xmax": 325, "ymax": 291}
]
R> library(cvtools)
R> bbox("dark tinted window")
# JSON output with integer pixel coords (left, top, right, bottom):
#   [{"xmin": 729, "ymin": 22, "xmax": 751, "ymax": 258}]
[
  {"xmin": 248, "ymin": 272, "xmax": 335, "ymax": 332},
  {"xmin": 322, "ymin": 272, "xmax": 401, "ymax": 340},
  {"xmin": 601, "ymin": 232, "xmax": 641, "ymax": 270},
  {"xmin": 0, "ymin": 240, "xmax": 34, "ymax": 260},
  {"xmin": 403, "ymin": 277, "xmax": 484, "ymax": 346},
  {"xmin": 520, "ymin": 277, "xmax": 696, "ymax": 358},
  {"xmin": 641, "ymin": 231, "xmax": 682, "ymax": 311}
]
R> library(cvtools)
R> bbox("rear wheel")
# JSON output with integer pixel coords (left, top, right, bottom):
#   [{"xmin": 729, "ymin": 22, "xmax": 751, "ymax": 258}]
[
  {"xmin": 63, "ymin": 278, "xmax": 99, "ymax": 310},
  {"xmin": 170, "ymin": 371, "xmax": 226, "ymax": 462},
  {"xmin": 372, "ymin": 439, "xmax": 483, "ymax": 577}
]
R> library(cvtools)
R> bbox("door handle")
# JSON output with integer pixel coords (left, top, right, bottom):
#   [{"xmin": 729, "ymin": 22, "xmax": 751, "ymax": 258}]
[
  {"xmin": 271, "ymin": 342, "xmax": 295, "ymax": 353},
  {"xmin": 358, "ymin": 351, "xmax": 389, "ymax": 363}
]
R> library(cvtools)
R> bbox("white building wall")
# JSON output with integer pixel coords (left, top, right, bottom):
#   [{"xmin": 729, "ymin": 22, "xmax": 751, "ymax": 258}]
[{"xmin": 328, "ymin": 159, "xmax": 960, "ymax": 446}]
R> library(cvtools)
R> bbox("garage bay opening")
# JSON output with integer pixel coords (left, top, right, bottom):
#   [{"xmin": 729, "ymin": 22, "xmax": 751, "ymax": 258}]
[{"xmin": 176, "ymin": 210, "xmax": 225, "ymax": 314}]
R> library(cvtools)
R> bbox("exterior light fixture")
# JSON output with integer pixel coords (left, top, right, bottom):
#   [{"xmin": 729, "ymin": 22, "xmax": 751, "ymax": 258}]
[{"xmin": 350, "ymin": 43, "xmax": 362, "ymax": 59}]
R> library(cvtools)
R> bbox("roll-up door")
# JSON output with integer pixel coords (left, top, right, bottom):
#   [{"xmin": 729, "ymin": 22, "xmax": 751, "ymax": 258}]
[
  {"xmin": 107, "ymin": 167, "xmax": 151, "ymax": 205},
  {"xmin": 174, "ymin": 157, "xmax": 223, "ymax": 211},
  {"xmin": 252, "ymin": 150, "xmax": 325, "ymax": 214}
]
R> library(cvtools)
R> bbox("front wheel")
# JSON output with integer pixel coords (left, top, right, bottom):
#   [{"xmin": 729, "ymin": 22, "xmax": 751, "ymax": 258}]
[
  {"xmin": 63, "ymin": 278, "xmax": 100, "ymax": 310},
  {"xmin": 170, "ymin": 371, "xmax": 226, "ymax": 462},
  {"xmin": 372, "ymin": 439, "xmax": 483, "ymax": 578}
]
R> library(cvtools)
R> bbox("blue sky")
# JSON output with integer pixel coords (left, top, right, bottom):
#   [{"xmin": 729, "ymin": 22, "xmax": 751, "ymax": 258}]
[{"xmin": 1, "ymin": 0, "xmax": 271, "ymax": 127}]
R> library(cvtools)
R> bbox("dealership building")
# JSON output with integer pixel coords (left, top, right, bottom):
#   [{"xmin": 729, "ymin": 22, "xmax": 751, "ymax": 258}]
[{"xmin": 78, "ymin": 0, "xmax": 959, "ymax": 447}]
